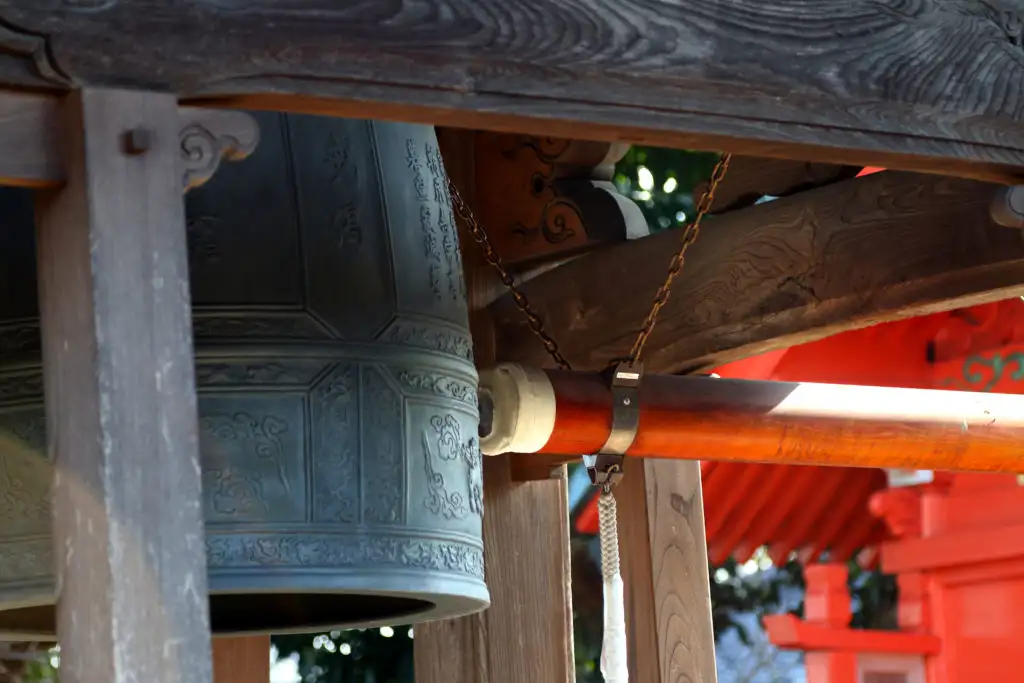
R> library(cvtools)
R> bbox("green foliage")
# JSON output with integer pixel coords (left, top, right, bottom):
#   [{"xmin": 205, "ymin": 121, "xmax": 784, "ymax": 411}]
[
  {"xmin": 20, "ymin": 656, "xmax": 58, "ymax": 683},
  {"xmin": 710, "ymin": 556, "xmax": 805, "ymax": 645},
  {"xmin": 848, "ymin": 561, "xmax": 899, "ymax": 631},
  {"xmin": 612, "ymin": 147, "xmax": 720, "ymax": 231},
  {"xmin": 273, "ymin": 629, "xmax": 413, "ymax": 683}
]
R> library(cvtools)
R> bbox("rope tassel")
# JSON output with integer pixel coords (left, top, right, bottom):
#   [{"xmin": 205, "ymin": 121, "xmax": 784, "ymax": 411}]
[{"xmin": 598, "ymin": 491, "xmax": 628, "ymax": 683}]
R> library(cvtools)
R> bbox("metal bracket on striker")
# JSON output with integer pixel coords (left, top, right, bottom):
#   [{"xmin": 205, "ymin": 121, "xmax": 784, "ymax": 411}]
[{"xmin": 583, "ymin": 362, "xmax": 642, "ymax": 492}]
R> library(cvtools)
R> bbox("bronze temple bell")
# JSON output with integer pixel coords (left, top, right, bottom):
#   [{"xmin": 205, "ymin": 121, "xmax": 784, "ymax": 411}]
[{"xmin": 0, "ymin": 113, "xmax": 489, "ymax": 637}]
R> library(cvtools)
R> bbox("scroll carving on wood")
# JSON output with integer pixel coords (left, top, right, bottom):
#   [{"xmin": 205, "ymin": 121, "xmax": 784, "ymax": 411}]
[
  {"xmin": 475, "ymin": 132, "xmax": 646, "ymax": 269},
  {"xmin": 0, "ymin": 93, "xmax": 259, "ymax": 190},
  {"xmin": 179, "ymin": 108, "xmax": 260, "ymax": 191},
  {"xmin": 0, "ymin": 23, "xmax": 70, "ymax": 88}
]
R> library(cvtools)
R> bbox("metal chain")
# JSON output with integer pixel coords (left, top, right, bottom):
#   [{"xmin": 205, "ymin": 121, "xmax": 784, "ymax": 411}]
[
  {"xmin": 446, "ymin": 176, "xmax": 573, "ymax": 370},
  {"xmin": 626, "ymin": 152, "xmax": 731, "ymax": 364},
  {"xmin": 445, "ymin": 151, "xmax": 732, "ymax": 370}
]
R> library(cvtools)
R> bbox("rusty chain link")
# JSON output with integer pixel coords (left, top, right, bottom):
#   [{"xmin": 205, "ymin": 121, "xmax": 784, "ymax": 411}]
[
  {"xmin": 625, "ymin": 152, "xmax": 731, "ymax": 364},
  {"xmin": 445, "ymin": 151, "xmax": 732, "ymax": 370},
  {"xmin": 446, "ymin": 177, "xmax": 574, "ymax": 370}
]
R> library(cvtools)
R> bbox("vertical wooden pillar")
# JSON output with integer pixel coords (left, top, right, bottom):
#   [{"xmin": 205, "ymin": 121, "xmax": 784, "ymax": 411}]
[
  {"xmin": 618, "ymin": 457, "xmax": 719, "ymax": 683},
  {"xmin": 213, "ymin": 637, "xmax": 270, "ymax": 683},
  {"xmin": 414, "ymin": 129, "xmax": 574, "ymax": 683},
  {"xmin": 35, "ymin": 89, "xmax": 212, "ymax": 683}
]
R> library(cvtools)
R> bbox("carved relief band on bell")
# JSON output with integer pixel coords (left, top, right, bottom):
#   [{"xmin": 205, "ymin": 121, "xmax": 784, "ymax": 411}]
[
  {"xmin": 199, "ymin": 406, "xmax": 305, "ymax": 524},
  {"xmin": 361, "ymin": 366, "xmax": 404, "ymax": 524},
  {"xmin": 312, "ymin": 363, "xmax": 360, "ymax": 524},
  {"xmin": 382, "ymin": 320, "xmax": 473, "ymax": 362},
  {"xmin": 191, "ymin": 312, "xmax": 332, "ymax": 340},
  {"xmin": 205, "ymin": 533, "xmax": 483, "ymax": 579},
  {"xmin": 392, "ymin": 369, "xmax": 477, "ymax": 407},
  {"xmin": 195, "ymin": 361, "xmax": 314, "ymax": 387},
  {"xmin": 422, "ymin": 414, "xmax": 484, "ymax": 520},
  {"xmin": 0, "ymin": 539, "xmax": 52, "ymax": 580},
  {"xmin": 0, "ymin": 322, "xmax": 40, "ymax": 358},
  {"xmin": 3, "ymin": 413, "xmax": 46, "ymax": 453},
  {"xmin": 0, "ymin": 412, "xmax": 49, "ymax": 533},
  {"xmin": 0, "ymin": 371, "xmax": 43, "ymax": 404}
]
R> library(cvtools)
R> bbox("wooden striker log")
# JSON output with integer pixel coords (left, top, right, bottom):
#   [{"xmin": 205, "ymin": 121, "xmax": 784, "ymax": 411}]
[{"xmin": 479, "ymin": 364, "xmax": 1024, "ymax": 473}]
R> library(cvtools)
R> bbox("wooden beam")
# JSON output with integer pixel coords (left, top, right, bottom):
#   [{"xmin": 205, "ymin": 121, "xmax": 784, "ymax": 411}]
[
  {"xmin": 413, "ymin": 129, "xmax": 574, "ymax": 683},
  {"xmin": 618, "ymin": 456, "xmax": 718, "ymax": 683},
  {"xmin": 35, "ymin": 88, "xmax": 213, "ymax": 683},
  {"xmin": 491, "ymin": 170, "xmax": 1024, "ymax": 374},
  {"xmin": 695, "ymin": 156, "xmax": 860, "ymax": 214},
  {"xmin": 0, "ymin": 92, "xmax": 259, "ymax": 189},
  {"xmin": 3, "ymin": 1, "xmax": 1024, "ymax": 181}
]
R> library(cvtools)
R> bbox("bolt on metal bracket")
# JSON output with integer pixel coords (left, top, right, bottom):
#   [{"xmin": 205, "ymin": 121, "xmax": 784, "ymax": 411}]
[{"xmin": 583, "ymin": 361, "xmax": 642, "ymax": 491}]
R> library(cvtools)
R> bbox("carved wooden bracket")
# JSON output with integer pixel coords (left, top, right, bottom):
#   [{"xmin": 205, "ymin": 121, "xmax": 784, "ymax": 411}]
[
  {"xmin": 473, "ymin": 132, "xmax": 646, "ymax": 270},
  {"xmin": 0, "ymin": 92, "xmax": 259, "ymax": 191},
  {"xmin": 179, "ymin": 108, "xmax": 260, "ymax": 192}
]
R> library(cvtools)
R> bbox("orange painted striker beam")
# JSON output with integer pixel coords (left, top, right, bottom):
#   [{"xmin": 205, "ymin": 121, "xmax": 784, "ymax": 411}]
[{"xmin": 479, "ymin": 364, "xmax": 1024, "ymax": 473}]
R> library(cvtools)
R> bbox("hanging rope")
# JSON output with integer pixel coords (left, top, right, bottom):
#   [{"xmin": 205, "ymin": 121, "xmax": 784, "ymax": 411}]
[{"xmin": 598, "ymin": 491, "xmax": 628, "ymax": 683}]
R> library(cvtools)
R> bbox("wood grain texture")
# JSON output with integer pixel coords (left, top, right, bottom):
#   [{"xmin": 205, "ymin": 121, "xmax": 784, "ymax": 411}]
[
  {"xmin": 475, "ymin": 133, "xmax": 645, "ymax": 269},
  {"xmin": 212, "ymin": 637, "xmax": 269, "ymax": 683},
  {"xmin": 492, "ymin": 170, "xmax": 1024, "ymax": 374},
  {"xmin": 0, "ymin": 91, "xmax": 59, "ymax": 187},
  {"xmin": 504, "ymin": 370, "xmax": 1024, "ymax": 473},
  {"xmin": 413, "ymin": 129, "xmax": 573, "ymax": 683},
  {"xmin": 35, "ymin": 88, "xmax": 212, "ymax": 683},
  {"xmin": 618, "ymin": 456, "xmax": 717, "ymax": 683},
  {"xmin": 0, "ymin": 92, "xmax": 259, "ymax": 189},
  {"xmin": 1, "ymin": 2, "xmax": 1024, "ymax": 179},
  {"xmin": 696, "ymin": 157, "xmax": 860, "ymax": 214}
]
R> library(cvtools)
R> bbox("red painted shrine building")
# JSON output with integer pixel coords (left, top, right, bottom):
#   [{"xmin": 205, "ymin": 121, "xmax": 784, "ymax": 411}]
[{"xmin": 577, "ymin": 296, "xmax": 1024, "ymax": 683}]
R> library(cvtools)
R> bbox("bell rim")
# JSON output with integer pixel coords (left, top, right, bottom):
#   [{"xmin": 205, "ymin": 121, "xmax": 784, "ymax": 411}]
[{"xmin": 0, "ymin": 574, "xmax": 490, "ymax": 641}]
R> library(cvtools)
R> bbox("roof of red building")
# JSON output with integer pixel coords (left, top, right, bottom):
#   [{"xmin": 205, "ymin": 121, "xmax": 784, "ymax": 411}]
[{"xmin": 575, "ymin": 461, "xmax": 889, "ymax": 565}]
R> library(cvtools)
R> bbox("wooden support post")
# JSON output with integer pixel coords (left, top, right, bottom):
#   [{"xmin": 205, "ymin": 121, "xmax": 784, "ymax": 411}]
[
  {"xmin": 35, "ymin": 89, "xmax": 212, "ymax": 683},
  {"xmin": 414, "ymin": 129, "xmax": 574, "ymax": 683},
  {"xmin": 617, "ymin": 457, "xmax": 719, "ymax": 683},
  {"xmin": 213, "ymin": 637, "xmax": 270, "ymax": 683}
]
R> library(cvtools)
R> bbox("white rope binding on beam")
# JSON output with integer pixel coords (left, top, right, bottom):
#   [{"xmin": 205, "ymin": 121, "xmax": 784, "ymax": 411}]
[{"xmin": 598, "ymin": 491, "xmax": 628, "ymax": 683}]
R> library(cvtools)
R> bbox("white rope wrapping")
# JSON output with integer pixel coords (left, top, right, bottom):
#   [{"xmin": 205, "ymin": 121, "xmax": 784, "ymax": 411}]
[{"xmin": 598, "ymin": 491, "xmax": 628, "ymax": 683}]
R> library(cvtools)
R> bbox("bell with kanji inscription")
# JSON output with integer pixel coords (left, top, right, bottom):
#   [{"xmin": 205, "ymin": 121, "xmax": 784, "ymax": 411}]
[{"xmin": 0, "ymin": 113, "xmax": 488, "ymax": 636}]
